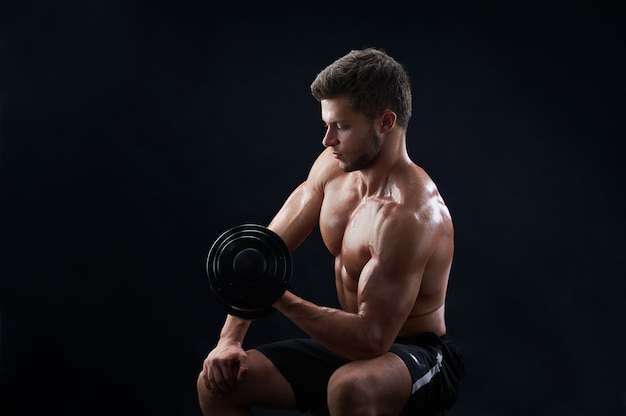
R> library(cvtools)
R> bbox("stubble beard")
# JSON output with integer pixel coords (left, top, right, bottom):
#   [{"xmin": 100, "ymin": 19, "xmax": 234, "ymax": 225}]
[{"xmin": 340, "ymin": 125, "xmax": 382, "ymax": 172}]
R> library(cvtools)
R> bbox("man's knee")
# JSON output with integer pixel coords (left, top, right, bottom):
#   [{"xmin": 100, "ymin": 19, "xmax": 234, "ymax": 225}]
[
  {"xmin": 327, "ymin": 369, "xmax": 374, "ymax": 413},
  {"xmin": 197, "ymin": 372, "xmax": 233, "ymax": 414},
  {"xmin": 198, "ymin": 370, "xmax": 258, "ymax": 416},
  {"xmin": 197, "ymin": 372, "xmax": 217, "ymax": 411}
]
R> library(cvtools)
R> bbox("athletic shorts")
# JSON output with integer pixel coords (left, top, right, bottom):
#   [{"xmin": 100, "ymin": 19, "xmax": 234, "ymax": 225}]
[{"xmin": 255, "ymin": 332, "xmax": 464, "ymax": 415}]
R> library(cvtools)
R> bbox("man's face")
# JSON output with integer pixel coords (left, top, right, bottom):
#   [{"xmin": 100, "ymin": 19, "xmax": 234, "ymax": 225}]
[{"xmin": 320, "ymin": 97, "xmax": 382, "ymax": 172}]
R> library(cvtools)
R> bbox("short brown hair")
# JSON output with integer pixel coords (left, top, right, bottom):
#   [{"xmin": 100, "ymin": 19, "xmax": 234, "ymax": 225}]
[{"xmin": 310, "ymin": 48, "xmax": 412, "ymax": 129}]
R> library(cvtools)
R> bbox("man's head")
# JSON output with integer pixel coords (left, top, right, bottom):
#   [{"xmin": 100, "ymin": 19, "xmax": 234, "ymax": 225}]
[{"xmin": 310, "ymin": 48, "xmax": 412, "ymax": 130}]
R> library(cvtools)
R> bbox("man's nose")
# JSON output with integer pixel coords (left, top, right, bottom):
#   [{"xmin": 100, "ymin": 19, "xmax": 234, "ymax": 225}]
[{"xmin": 322, "ymin": 129, "xmax": 338, "ymax": 147}]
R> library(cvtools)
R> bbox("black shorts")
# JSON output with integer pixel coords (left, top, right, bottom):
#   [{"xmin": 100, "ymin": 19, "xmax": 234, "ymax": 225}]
[{"xmin": 255, "ymin": 332, "xmax": 464, "ymax": 415}]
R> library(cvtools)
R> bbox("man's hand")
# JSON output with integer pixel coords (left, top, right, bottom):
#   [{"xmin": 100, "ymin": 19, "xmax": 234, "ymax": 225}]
[{"xmin": 201, "ymin": 340, "xmax": 249, "ymax": 397}]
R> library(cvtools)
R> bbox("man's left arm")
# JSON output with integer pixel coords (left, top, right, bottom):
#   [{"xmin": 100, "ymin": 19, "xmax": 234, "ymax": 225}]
[{"xmin": 273, "ymin": 204, "xmax": 439, "ymax": 360}]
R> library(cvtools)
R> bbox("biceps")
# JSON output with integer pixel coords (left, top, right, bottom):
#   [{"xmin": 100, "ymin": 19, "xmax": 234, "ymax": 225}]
[
  {"xmin": 355, "ymin": 261, "xmax": 421, "ymax": 352},
  {"xmin": 357, "ymin": 259, "xmax": 422, "ymax": 341},
  {"xmin": 268, "ymin": 181, "xmax": 322, "ymax": 250}
]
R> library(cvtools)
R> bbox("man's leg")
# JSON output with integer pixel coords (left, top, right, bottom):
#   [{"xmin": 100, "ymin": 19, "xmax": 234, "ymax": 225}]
[
  {"xmin": 197, "ymin": 349, "xmax": 298, "ymax": 416},
  {"xmin": 327, "ymin": 352, "xmax": 412, "ymax": 416}
]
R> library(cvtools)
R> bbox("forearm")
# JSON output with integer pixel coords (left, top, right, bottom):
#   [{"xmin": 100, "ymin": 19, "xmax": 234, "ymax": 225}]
[
  {"xmin": 273, "ymin": 291, "xmax": 386, "ymax": 360},
  {"xmin": 218, "ymin": 314, "xmax": 252, "ymax": 346}
]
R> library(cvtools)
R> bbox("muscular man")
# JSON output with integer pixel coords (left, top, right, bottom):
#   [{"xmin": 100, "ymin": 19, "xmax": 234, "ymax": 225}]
[{"xmin": 198, "ymin": 48, "xmax": 464, "ymax": 416}]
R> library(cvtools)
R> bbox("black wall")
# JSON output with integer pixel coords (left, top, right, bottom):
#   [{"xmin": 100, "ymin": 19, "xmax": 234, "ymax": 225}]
[{"xmin": 1, "ymin": 2, "xmax": 624, "ymax": 415}]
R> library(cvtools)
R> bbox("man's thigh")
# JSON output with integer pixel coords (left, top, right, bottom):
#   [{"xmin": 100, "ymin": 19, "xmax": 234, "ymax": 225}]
[
  {"xmin": 233, "ymin": 349, "xmax": 299, "ymax": 409},
  {"xmin": 329, "ymin": 352, "xmax": 412, "ymax": 415}
]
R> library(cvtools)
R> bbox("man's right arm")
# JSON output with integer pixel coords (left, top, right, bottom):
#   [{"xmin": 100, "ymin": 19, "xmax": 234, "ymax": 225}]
[{"xmin": 202, "ymin": 149, "xmax": 331, "ymax": 395}]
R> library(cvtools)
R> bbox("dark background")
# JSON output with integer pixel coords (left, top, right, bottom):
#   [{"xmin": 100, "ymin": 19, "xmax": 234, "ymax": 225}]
[{"xmin": 1, "ymin": 2, "xmax": 624, "ymax": 415}]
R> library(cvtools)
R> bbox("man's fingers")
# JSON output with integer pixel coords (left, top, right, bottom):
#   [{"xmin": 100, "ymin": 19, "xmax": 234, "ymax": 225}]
[
  {"xmin": 236, "ymin": 356, "xmax": 249, "ymax": 382},
  {"xmin": 202, "ymin": 361, "xmax": 225, "ymax": 396},
  {"xmin": 202, "ymin": 365, "xmax": 217, "ymax": 394},
  {"xmin": 202, "ymin": 350, "xmax": 249, "ymax": 397},
  {"xmin": 210, "ymin": 358, "xmax": 243, "ymax": 396}
]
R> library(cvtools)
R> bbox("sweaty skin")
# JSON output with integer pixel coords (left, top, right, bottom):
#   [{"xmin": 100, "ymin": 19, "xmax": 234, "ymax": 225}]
[
  {"xmin": 268, "ymin": 97, "xmax": 453, "ymax": 360},
  {"xmin": 198, "ymin": 96, "xmax": 454, "ymax": 412}
]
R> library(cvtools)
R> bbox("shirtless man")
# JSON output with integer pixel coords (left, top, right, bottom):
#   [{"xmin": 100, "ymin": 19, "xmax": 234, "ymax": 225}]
[{"xmin": 198, "ymin": 48, "xmax": 464, "ymax": 416}]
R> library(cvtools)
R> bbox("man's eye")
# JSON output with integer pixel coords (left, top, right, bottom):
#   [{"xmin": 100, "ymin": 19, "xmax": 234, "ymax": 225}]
[{"xmin": 322, "ymin": 123, "xmax": 347, "ymax": 131}]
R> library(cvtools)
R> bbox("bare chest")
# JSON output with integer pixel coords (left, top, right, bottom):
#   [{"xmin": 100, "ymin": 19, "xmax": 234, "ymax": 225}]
[{"xmin": 320, "ymin": 191, "xmax": 386, "ymax": 274}]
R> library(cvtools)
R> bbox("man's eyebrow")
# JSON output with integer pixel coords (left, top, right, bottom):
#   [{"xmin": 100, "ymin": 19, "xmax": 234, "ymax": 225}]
[{"xmin": 322, "ymin": 118, "xmax": 347, "ymax": 125}]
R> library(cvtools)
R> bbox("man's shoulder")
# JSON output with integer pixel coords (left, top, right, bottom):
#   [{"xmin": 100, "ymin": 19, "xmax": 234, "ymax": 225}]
[
  {"xmin": 380, "ymin": 167, "xmax": 451, "ymax": 230},
  {"xmin": 308, "ymin": 148, "xmax": 346, "ymax": 184}
]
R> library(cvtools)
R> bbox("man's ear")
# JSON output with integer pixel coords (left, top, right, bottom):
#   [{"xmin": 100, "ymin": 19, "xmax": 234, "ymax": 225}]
[{"xmin": 379, "ymin": 110, "xmax": 397, "ymax": 134}]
